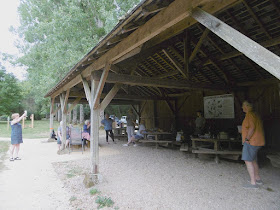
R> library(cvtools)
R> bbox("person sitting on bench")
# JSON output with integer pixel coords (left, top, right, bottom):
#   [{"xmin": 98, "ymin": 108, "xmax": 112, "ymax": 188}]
[{"xmin": 123, "ymin": 119, "xmax": 146, "ymax": 147}]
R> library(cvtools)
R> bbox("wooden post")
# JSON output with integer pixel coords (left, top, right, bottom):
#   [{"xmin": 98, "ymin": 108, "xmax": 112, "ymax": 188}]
[
  {"xmin": 175, "ymin": 99, "xmax": 178, "ymax": 131},
  {"xmin": 90, "ymin": 75, "xmax": 100, "ymax": 175},
  {"xmin": 7, "ymin": 116, "xmax": 10, "ymax": 130},
  {"xmin": 59, "ymin": 93, "xmax": 67, "ymax": 148},
  {"xmin": 58, "ymin": 107, "xmax": 61, "ymax": 122},
  {"xmin": 80, "ymin": 104, "xmax": 84, "ymax": 124},
  {"xmin": 49, "ymin": 98, "xmax": 55, "ymax": 138},
  {"xmin": 30, "ymin": 114, "xmax": 34, "ymax": 128}
]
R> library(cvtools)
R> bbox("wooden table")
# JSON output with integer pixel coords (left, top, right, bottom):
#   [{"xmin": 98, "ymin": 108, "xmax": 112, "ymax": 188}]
[
  {"xmin": 139, "ymin": 132, "xmax": 174, "ymax": 149},
  {"xmin": 113, "ymin": 127, "xmax": 127, "ymax": 140},
  {"xmin": 191, "ymin": 138, "xmax": 242, "ymax": 163}
]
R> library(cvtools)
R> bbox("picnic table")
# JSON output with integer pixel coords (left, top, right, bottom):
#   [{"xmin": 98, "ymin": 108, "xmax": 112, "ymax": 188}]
[
  {"xmin": 139, "ymin": 131, "xmax": 174, "ymax": 149},
  {"xmin": 191, "ymin": 137, "xmax": 242, "ymax": 163},
  {"xmin": 113, "ymin": 127, "xmax": 127, "ymax": 140}
]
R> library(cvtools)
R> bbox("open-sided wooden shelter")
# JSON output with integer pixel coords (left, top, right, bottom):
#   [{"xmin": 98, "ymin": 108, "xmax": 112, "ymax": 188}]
[{"xmin": 45, "ymin": 0, "xmax": 280, "ymax": 175}]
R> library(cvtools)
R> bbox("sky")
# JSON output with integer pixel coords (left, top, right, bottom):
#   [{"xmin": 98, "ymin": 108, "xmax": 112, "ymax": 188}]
[{"xmin": 0, "ymin": 0, "xmax": 26, "ymax": 80}]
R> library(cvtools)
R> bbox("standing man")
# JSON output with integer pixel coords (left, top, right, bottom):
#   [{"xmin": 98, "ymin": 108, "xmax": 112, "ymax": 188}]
[
  {"xmin": 126, "ymin": 109, "xmax": 136, "ymax": 143},
  {"xmin": 241, "ymin": 101, "xmax": 265, "ymax": 189},
  {"xmin": 194, "ymin": 110, "xmax": 206, "ymax": 135},
  {"xmin": 101, "ymin": 114, "xmax": 115, "ymax": 144}
]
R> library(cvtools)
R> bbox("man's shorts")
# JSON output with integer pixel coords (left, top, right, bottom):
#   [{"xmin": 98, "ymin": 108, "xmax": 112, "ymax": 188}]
[
  {"xmin": 242, "ymin": 142, "xmax": 261, "ymax": 161},
  {"xmin": 134, "ymin": 134, "xmax": 144, "ymax": 140}
]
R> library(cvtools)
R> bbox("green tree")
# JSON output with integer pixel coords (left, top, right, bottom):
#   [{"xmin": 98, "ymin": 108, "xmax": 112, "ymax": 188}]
[
  {"xmin": 12, "ymin": 0, "xmax": 141, "ymax": 116},
  {"xmin": 0, "ymin": 65, "xmax": 23, "ymax": 115}
]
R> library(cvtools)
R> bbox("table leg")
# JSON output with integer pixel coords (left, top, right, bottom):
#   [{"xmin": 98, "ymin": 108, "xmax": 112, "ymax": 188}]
[
  {"xmin": 192, "ymin": 140, "xmax": 198, "ymax": 158},
  {"xmin": 214, "ymin": 140, "xmax": 220, "ymax": 163},
  {"xmin": 215, "ymin": 155, "xmax": 220, "ymax": 163},
  {"xmin": 156, "ymin": 135, "xmax": 158, "ymax": 149},
  {"xmin": 214, "ymin": 141, "xmax": 218, "ymax": 151}
]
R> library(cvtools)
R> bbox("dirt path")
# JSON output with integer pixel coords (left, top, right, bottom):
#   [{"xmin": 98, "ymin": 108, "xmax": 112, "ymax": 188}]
[
  {"xmin": 1, "ymin": 136, "xmax": 280, "ymax": 210},
  {"xmin": 0, "ymin": 138, "xmax": 88, "ymax": 210}
]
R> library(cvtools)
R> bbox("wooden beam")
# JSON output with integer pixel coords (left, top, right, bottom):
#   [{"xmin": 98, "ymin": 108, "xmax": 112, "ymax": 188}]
[
  {"xmin": 67, "ymin": 97, "xmax": 82, "ymax": 114},
  {"xmin": 100, "ymin": 83, "xmax": 122, "ymax": 111},
  {"xmin": 107, "ymin": 100, "xmax": 140, "ymax": 106},
  {"xmin": 184, "ymin": 29, "xmax": 191, "ymax": 79},
  {"xmin": 86, "ymin": 0, "xmax": 219, "ymax": 73},
  {"xmin": 92, "ymin": 71, "xmax": 227, "ymax": 91},
  {"xmin": 189, "ymin": 28, "xmax": 209, "ymax": 62},
  {"xmin": 106, "ymin": 93, "xmax": 175, "ymax": 101},
  {"xmin": 153, "ymin": 70, "xmax": 178, "ymax": 79},
  {"xmin": 81, "ymin": 75, "xmax": 92, "ymax": 108},
  {"xmin": 131, "ymin": 105, "xmax": 140, "ymax": 118},
  {"xmin": 140, "ymin": 100, "xmax": 147, "ymax": 114},
  {"xmin": 159, "ymin": 88, "xmax": 175, "ymax": 115},
  {"xmin": 50, "ymin": 74, "xmax": 82, "ymax": 98},
  {"xmin": 113, "ymin": 45, "xmax": 143, "ymax": 64},
  {"xmin": 142, "ymin": 0, "xmax": 238, "ymax": 55},
  {"xmin": 191, "ymin": 40, "xmax": 228, "ymax": 84},
  {"xmin": 162, "ymin": 49, "xmax": 187, "ymax": 78},
  {"xmin": 192, "ymin": 7, "xmax": 280, "ymax": 80},
  {"xmin": 236, "ymin": 78, "xmax": 280, "ymax": 87},
  {"xmin": 203, "ymin": 36, "xmax": 280, "ymax": 66},
  {"xmin": 93, "ymin": 62, "xmax": 111, "ymax": 109},
  {"xmin": 178, "ymin": 95, "xmax": 190, "ymax": 112},
  {"xmin": 46, "ymin": 0, "xmax": 238, "ymax": 99},
  {"xmin": 63, "ymin": 89, "xmax": 70, "ymax": 114},
  {"xmin": 52, "ymin": 104, "xmax": 61, "ymax": 115}
]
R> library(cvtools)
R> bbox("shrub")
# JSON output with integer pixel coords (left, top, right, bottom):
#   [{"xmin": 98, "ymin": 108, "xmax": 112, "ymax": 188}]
[
  {"xmin": 89, "ymin": 188, "xmax": 100, "ymax": 195},
  {"xmin": 69, "ymin": 196, "xmax": 77, "ymax": 202},
  {"xmin": 95, "ymin": 196, "xmax": 114, "ymax": 209}
]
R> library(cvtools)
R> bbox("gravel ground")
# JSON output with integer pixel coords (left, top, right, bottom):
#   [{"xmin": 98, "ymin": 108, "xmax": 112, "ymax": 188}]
[{"xmin": 53, "ymin": 133, "xmax": 280, "ymax": 210}]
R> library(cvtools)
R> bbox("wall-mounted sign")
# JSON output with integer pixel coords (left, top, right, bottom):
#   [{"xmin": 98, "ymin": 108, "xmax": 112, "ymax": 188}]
[{"xmin": 204, "ymin": 94, "xmax": 234, "ymax": 119}]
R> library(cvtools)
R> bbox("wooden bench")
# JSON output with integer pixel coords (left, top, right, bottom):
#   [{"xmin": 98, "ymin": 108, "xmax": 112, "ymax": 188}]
[
  {"xmin": 139, "ymin": 139, "xmax": 174, "ymax": 149},
  {"xmin": 191, "ymin": 138, "xmax": 242, "ymax": 163}
]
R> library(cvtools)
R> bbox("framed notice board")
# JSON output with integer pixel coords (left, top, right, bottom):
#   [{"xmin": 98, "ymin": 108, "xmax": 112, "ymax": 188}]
[{"xmin": 204, "ymin": 94, "xmax": 234, "ymax": 119}]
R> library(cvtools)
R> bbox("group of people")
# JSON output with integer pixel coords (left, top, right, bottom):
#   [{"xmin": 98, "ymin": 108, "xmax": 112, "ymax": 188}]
[
  {"xmin": 9, "ymin": 101, "xmax": 265, "ymax": 189},
  {"xmin": 55, "ymin": 113, "xmax": 117, "ymax": 152}
]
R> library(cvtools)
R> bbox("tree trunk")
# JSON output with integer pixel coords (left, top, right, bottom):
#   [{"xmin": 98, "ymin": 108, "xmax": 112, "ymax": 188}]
[
  {"xmin": 73, "ymin": 106, "xmax": 77, "ymax": 125},
  {"xmin": 80, "ymin": 104, "xmax": 84, "ymax": 124}
]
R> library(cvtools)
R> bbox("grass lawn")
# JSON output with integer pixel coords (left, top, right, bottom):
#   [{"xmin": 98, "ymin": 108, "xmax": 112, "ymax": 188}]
[{"xmin": 0, "ymin": 120, "xmax": 60, "ymax": 139}]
